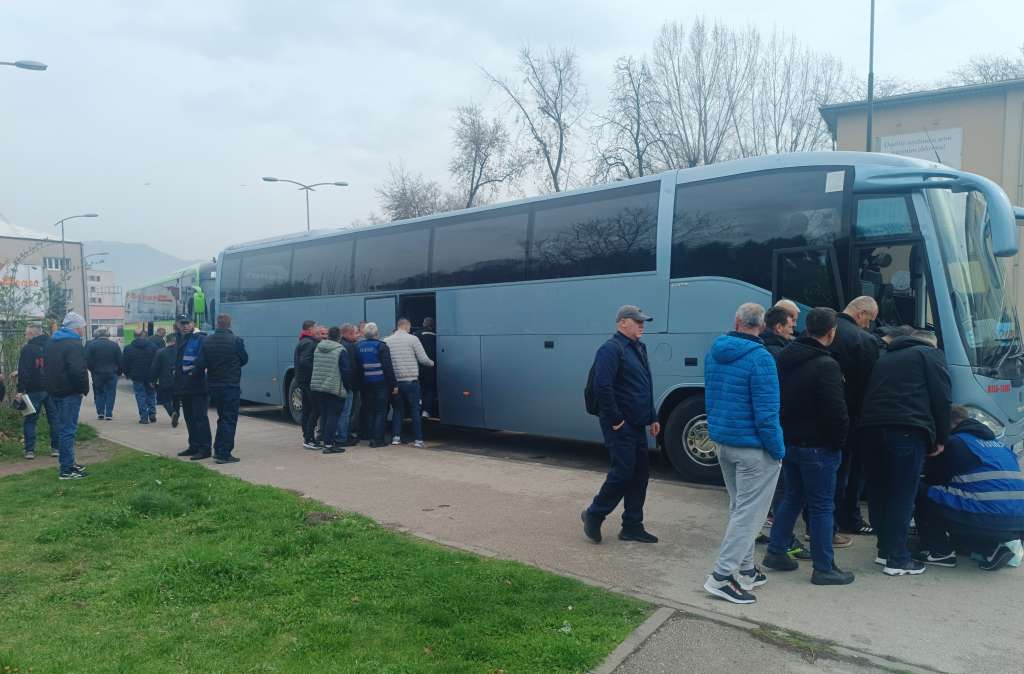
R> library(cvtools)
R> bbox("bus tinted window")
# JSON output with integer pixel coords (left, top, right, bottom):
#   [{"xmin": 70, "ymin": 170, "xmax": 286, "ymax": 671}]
[
  {"xmin": 432, "ymin": 212, "xmax": 528, "ymax": 287},
  {"xmin": 290, "ymin": 238, "xmax": 354, "ymax": 296},
  {"xmin": 240, "ymin": 247, "xmax": 293, "ymax": 300},
  {"xmin": 671, "ymin": 169, "xmax": 844, "ymax": 289},
  {"xmin": 353, "ymin": 227, "xmax": 431, "ymax": 292},
  {"xmin": 220, "ymin": 254, "xmax": 242, "ymax": 302},
  {"xmin": 528, "ymin": 183, "xmax": 659, "ymax": 280},
  {"xmin": 855, "ymin": 196, "xmax": 914, "ymax": 238}
]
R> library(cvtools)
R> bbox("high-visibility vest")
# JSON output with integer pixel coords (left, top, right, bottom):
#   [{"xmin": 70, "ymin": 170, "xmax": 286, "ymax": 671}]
[{"xmin": 928, "ymin": 432, "xmax": 1024, "ymax": 517}]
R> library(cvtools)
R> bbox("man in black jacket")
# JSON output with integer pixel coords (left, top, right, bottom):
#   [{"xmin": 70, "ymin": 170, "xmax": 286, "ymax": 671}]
[
  {"xmin": 829, "ymin": 296, "xmax": 880, "ymax": 536},
  {"xmin": 44, "ymin": 312, "xmax": 90, "ymax": 480},
  {"xmin": 338, "ymin": 323, "xmax": 362, "ymax": 445},
  {"xmin": 84, "ymin": 327, "xmax": 121, "ymax": 420},
  {"xmin": 294, "ymin": 319, "xmax": 320, "ymax": 448},
  {"xmin": 173, "ymin": 314, "xmax": 212, "ymax": 460},
  {"xmin": 149, "ymin": 327, "xmax": 167, "ymax": 351},
  {"xmin": 582, "ymin": 305, "xmax": 660, "ymax": 546},
  {"xmin": 420, "ymin": 317, "xmax": 438, "ymax": 418},
  {"xmin": 149, "ymin": 333, "xmax": 178, "ymax": 423},
  {"xmin": 861, "ymin": 329, "xmax": 951, "ymax": 576},
  {"xmin": 15, "ymin": 325, "xmax": 59, "ymax": 460},
  {"xmin": 203, "ymin": 314, "xmax": 248, "ymax": 463},
  {"xmin": 122, "ymin": 334, "xmax": 159, "ymax": 424},
  {"xmin": 760, "ymin": 307, "xmax": 793, "ymax": 359},
  {"xmin": 763, "ymin": 308, "xmax": 854, "ymax": 585}
]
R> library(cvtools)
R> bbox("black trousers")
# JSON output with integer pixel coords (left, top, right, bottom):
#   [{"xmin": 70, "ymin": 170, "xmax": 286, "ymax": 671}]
[
  {"xmin": 299, "ymin": 384, "xmax": 320, "ymax": 443},
  {"xmin": 180, "ymin": 393, "xmax": 212, "ymax": 452},
  {"xmin": 586, "ymin": 421, "xmax": 650, "ymax": 526}
]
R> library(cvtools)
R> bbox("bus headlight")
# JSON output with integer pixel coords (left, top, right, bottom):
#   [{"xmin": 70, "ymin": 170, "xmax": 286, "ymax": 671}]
[{"xmin": 964, "ymin": 406, "xmax": 1005, "ymax": 436}]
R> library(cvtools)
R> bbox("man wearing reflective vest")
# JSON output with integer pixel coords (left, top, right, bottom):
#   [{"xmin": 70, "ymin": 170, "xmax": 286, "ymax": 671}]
[
  {"xmin": 915, "ymin": 405, "xmax": 1024, "ymax": 571},
  {"xmin": 355, "ymin": 322, "xmax": 396, "ymax": 448}
]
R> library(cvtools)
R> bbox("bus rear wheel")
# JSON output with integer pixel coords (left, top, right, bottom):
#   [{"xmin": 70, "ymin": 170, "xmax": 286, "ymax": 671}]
[
  {"xmin": 663, "ymin": 396, "xmax": 723, "ymax": 484},
  {"xmin": 286, "ymin": 378, "xmax": 303, "ymax": 425}
]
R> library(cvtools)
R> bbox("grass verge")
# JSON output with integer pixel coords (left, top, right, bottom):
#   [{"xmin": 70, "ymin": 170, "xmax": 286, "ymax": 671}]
[
  {"xmin": 0, "ymin": 405, "xmax": 97, "ymax": 461},
  {"xmin": 0, "ymin": 450, "xmax": 649, "ymax": 673}
]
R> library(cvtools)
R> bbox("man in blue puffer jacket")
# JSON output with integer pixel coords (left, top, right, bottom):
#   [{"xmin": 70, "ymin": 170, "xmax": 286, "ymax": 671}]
[{"xmin": 702, "ymin": 302, "xmax": 785, "ymax": 605}]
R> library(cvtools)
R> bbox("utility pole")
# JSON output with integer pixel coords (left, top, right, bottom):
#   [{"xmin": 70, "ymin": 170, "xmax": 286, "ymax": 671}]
[{"xmin": 866, "ymin": 0, "xmax": 876, "ymax": 152}]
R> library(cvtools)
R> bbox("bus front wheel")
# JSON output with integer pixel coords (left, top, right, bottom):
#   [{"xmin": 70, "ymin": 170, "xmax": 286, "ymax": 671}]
[
  {"xmin": 286, "ymin": 378, "xmax": 303, "ymax": 425},
  {"xmin": 663, "ymin": 396, "xmax": 723, "ymax": 484}
]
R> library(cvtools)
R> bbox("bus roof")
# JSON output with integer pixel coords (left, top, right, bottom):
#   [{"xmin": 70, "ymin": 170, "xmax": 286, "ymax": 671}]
[
  {"xmin": 221, "ymin": 151, "xmax": 943, "ymax": 256},
  {"xmin": 127, "ymin": 263, "xmax": 203, "ymax": 293}
]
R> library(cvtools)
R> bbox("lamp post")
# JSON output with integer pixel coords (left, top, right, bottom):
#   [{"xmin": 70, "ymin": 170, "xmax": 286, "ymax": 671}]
[
  {"xmin": 52, "ymin": 214, "xmax": 98, "ymax": 318},
  {"xmin": 865, "ymin": 0, "xmax": 876, "ymax": 152},
  {"xmin": 262, "ymin": 177, "xmax": 349, "ymax": 232},
  {"xmin": 0, "ymin": 60, "xmax": 48, "ymax": 71},
  {"xmin": 84, "ymin": 252, "xmax": 109, "ymax": 269}
]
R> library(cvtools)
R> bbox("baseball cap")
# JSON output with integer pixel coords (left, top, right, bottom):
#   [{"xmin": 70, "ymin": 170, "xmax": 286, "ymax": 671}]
[
  {"xmin": 616, "ymin": 305, "xmax": 652, "ymax": 322},
  {"xmin": 176, "ymin": 314, "xmax": 193, "ymax": 323}
]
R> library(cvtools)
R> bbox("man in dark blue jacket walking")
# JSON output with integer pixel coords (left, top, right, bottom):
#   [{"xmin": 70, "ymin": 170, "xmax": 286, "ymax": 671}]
[
  {"xmin": 582, "ymin": 305, "xmax": 660, "ymax": 545},
  {"xmin": 202, "ymin": 314, "xmax": 248, "ymax": 463}
]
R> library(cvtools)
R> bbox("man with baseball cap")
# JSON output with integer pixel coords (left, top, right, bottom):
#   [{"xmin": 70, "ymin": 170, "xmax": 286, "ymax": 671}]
[
  {"xmin": 173, "ymin": 313, "xmax": 213, "ymax": 460},
  {"xmin": 582, "ymin": 305, "xmax": 660, "ymax": 544}
]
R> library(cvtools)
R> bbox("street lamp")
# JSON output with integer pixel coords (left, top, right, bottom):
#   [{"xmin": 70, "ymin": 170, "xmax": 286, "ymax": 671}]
[
  {"xmin": 51, "ymin": 214, "xmax": 98, "ymax": 317},
  {"xmin": 84, "ymin": 252, "xmax": 109, "ymax": 269},
  {"xmin": 0, "ymin": 60, "xmax": 48, "ymax": 71},
  {"xmin": 262, "ymin": 177, "xmax": 349, "ymax": 232}
]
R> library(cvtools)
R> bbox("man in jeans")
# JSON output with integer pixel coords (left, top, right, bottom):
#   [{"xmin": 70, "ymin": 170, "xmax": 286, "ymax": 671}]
[
  {"xmin": 202, "ymin": 314, "xmax": 248, "ymax": 463},
  {"xmin": 356, "ymin": 322, "xmax": 397, "ymax": 448},
  {"xmin": 84, "ymin": 327, "xmax": 121, "ymax": 420},
  {"xmin": 384, "ymin": 318, "xmax": 433, "ymax": 448},
  {"xmin": 336, "ymin": 323, "xmax": 362, "ymax": 446},
  {"xmin": 43, "ymin": 312, "xmax": 90, "ymax": 480},
  {"xmin": 762, "ymin": 308, "xmax": 854, "ymax": 585},
  {"xmin": 121, "ymin": 332, "xmax": 159, "ymax": 424},
  {"xmin": 861, "ymin": 329, "xmax": 951, "ymax": 576},
  {"xmin": 15, "ymin": 325, "xmax": 58, "ymax": 460},
  {"xmin": 703, "ymin": 303, "xmax": 784, "ymax": 604},
  {"xmin": 581, "ymin": 305, "xmax": 660, "ymax": 545}
]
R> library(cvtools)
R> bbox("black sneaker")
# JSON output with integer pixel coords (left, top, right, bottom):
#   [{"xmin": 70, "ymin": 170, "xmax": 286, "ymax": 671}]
[
  {"xmin": 149, "ymin": 415, "xmax": 157, "ymax": 423},
  {"xmin": 139, "ymin": 419, "xmax": 149, "ymax": 425},
  {"xmin": 302, "ymin": 441, "xmax": 319, "ymax": 450},
  {"xmin": 883, "ymin": 559, "xmax": 926, "ymax": 576},
  {"xmin": 59, "ymin": 469, "xmax": 87, "ymax": 480},
  {"xmin": 619, "ymin": 527, "xmax": 658, "ymax": 543},
  {"xmin": 97, "ymin": 414, "xmax": 105, "ymax": 420},
  {"xmin": 177, "ymin": 448, "xmax": 197, "ymax": 457},
  {"xmin": 704, "ymin": 573, "xmax": 756, "ymax": 604},
  {"xmin": 322, "ymin": 445, "xmax": 346, "ymax": 454},
  {"xmin": 979, "ymin": 544, "xmax": 1016, "ymax": 571},
  {"xmin": 736, "ymin": 566, "xmax": 768, "ymax": 591},
  {"xmin": 24, "ymin": 450, "xmax": 35, "ymax": 460},
  {"xmin": 214, "ymin": 455, "xmax": 240, "ymax": 464},
  {"xmin": 581, "ymin": 510, "xmax": 602, "ymax": 544},
  {"xmin": 762, "ymin": 551, "xmax": 798, "ymax": 571},
  {"xmin": 189, "ymin": 452, "xmax": 212, "ymax": 461},
  {"xmin": 171, "ymin": 411, "xmax": 179, "ymax": 428},
  {"xmin": 811, "ymin": 565, "xmax": 855, "ymax": 585},
  {"xmin": 912, "ymin": 550, "xmax": 957, "ymax": 568}
]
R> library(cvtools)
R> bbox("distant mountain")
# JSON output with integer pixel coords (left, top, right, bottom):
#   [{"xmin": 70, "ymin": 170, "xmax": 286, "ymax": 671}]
[{"xmin": 83, "ymin": 241, "xmax": 203, "ymax": 291}]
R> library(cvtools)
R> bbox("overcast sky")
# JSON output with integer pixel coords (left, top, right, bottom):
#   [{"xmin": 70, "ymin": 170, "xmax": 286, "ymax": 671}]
[{"xmin": 2, "ymin": 1, "xmax": 1023, "ymax": 260}]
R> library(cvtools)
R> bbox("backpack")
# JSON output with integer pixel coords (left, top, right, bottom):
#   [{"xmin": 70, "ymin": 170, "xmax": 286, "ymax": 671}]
[{"xmin": 584, "ymin": 339, "xmax": 625, "ymax": 416}]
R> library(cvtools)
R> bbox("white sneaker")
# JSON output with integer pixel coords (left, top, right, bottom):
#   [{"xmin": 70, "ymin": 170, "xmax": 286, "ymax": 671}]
[
  {"xmin": 413, "ymin": 440, "xmax": 424, "ymax": 448},
  {"xmin": 421, "ymin": 411, "xmax": 429, "ymax": 418},
  {"xmin": 391, "ymin": 436, "xmax": 402, "ymax": 446}
]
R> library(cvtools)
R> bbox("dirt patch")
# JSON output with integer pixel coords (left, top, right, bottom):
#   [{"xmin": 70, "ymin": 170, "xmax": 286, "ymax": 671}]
[{"xmin": 304, "ymin": 511, "xmax": 340, "ymax": 526}]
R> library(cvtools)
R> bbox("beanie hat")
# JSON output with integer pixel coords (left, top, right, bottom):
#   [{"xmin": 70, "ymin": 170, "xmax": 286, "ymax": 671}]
[{"xmin": 62, "ymin": 311, "xmax": 86, "ymax": 330}]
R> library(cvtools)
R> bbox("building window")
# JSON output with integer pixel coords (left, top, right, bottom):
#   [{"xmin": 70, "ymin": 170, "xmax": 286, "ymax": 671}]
[{"xmin": 43, "ymin": 257, "xmax": 71, "ymax": 271}]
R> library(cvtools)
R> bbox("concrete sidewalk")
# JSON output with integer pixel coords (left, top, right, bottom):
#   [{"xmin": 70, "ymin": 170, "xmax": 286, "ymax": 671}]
[{"xmin": 94, "ymin": 389, "xmax": 1021, "ymax": 674}]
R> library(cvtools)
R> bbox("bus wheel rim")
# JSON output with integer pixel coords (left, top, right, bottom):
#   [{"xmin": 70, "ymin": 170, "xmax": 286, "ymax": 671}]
[{"xmin": 682, "ymin": 414, "xmax": 718, "ymax": 466}]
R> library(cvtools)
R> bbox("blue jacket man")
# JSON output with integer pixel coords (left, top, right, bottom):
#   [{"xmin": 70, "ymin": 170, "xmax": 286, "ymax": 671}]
[
  {"xmin": 173, "ymin": 314, "xmax": 213, "ymax": 460},
  {"xmin": 702, "ymin": 302, "xmax": 784, "ymax": 606},
  {"xmin": 582, "ymin": 305, "xmax": 661, "ymax": 546},
  {"xmin": 915, "ymin": 407, "xmax": 1024, "ymax": 570}
]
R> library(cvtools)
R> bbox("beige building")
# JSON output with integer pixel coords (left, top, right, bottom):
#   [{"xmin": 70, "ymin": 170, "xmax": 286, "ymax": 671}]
[
  {"xmin": 0, "ymin": 224, "xmax": 89, "ymax": 324},
  {"xmin": 87, "ymin": 268, "xmax": 124, "ymax": 338},
  {"xmin": 821, "ymin": 77, "xmax": 1024, "ymax": 302}
]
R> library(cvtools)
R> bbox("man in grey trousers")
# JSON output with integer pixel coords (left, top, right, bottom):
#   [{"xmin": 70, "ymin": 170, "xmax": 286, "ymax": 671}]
[{"xmin": 702, "ymin": 303, "xmax": 785, "ymax": 604}]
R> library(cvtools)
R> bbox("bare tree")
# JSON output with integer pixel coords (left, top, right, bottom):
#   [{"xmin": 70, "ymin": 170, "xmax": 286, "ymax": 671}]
[
  {"xmin": 449, "ymin": 104, "xmax": 523, "ymax": 208},
  {"xmin": 649, "ymin": 19, "xmax": 759, "ymax": 168},
  {"xmin": 376, "ymin": 163, "xmax": 458, "ymax": 222},
  {"xmin": 592, "ymin": 56, "xmax": 661, "ymax": 181},
  {"xmin": 483, "ymin": 46, "xmax": 587, "ymax": 192},
  {"xmin": 947, "ymin": 44, "xmax": 1024, "ymax": 85},
  {"xmin": 733, "ymin": 30, "xmax": 846, "ymax": 156}
]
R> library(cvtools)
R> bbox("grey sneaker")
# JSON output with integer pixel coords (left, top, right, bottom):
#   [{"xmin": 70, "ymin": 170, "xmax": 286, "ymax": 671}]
[
  {"xmin": 24, "ymin": 450, "xmax": 36, "ymax": 460},
  {"xmin": 413, "ymin": 440, "xmax": 425, "ymax": 448},
  {"xmin": 50, "ymin": 449, "xmax": 59, "ymax": 457},
  {"xmin": 59, "ymin": 469, "xmax": 87, "ymax": 481},
  {"xmin": 391, "ymin": 436, "xmax": 402, "ymax": 446}
]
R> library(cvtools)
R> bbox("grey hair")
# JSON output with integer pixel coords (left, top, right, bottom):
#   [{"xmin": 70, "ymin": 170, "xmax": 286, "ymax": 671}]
[
  {"xmin": 774, "ymin": 298, "xmax": 799, "ymax": 317},
  {"xmin": 339, "ymin": 323, "xmax": 356, "ymax": 334},
  {"xmin": 95, "ymin": 327, "xmax": 109, "ymax": 338},
  {"xmin": 735, "ymin": 303, "xmax": 766, "ymax": 329},
  {"xmin": 25, "ymin": 325, "xmax": 42, "ymax": 336},
  {"xmin": 363, "ymin": 322, "xmax": 380, "ymax": 339},
  {"xmin": 845, "ymin": 295, "xmax": 878, "ymax": 314}
]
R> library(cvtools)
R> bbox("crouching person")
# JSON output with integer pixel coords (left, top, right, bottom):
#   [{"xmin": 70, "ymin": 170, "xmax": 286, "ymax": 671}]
[
  {"xmin": 762, "ymin": 308, "xmax": 855, "ymax": 585},
  {"xmin": 915, "ymin": 405, "xmax": 1024, "ymax": 571},
  {"xmin": 703, "ymin": 303, "xmax": 784, "ymax": 604}
]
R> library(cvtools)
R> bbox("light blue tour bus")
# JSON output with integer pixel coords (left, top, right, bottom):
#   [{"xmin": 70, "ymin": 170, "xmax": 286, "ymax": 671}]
[{"xmin": 216, "ymin": 151, "xmax": 1024, "ymax": 482}]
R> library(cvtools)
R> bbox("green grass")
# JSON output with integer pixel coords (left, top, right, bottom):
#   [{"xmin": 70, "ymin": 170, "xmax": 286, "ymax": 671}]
[
  {"xmin": 0, "ymin": 451, "xmax": 649, "ymax": 673},
  {"xmin": 0, "ymin": 405, "xmax": 97, "ymax": 461}
]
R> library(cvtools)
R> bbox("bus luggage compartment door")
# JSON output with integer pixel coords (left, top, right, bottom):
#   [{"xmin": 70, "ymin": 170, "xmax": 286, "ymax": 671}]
[{"xmin": 437, "ymin": 335, "xmax": 483, "ymax": 428}]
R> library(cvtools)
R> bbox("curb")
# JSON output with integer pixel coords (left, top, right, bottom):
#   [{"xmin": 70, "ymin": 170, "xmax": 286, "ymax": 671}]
[{"xmin": 590, "ymin": 606, "xmax": 675, "ymax": 674}]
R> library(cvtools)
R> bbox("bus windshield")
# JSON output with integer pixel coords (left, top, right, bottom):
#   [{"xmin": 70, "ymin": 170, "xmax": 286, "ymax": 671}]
[{"xmin": 929, "ymin": 188, "xmax": 1022, "ymax": 376}]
